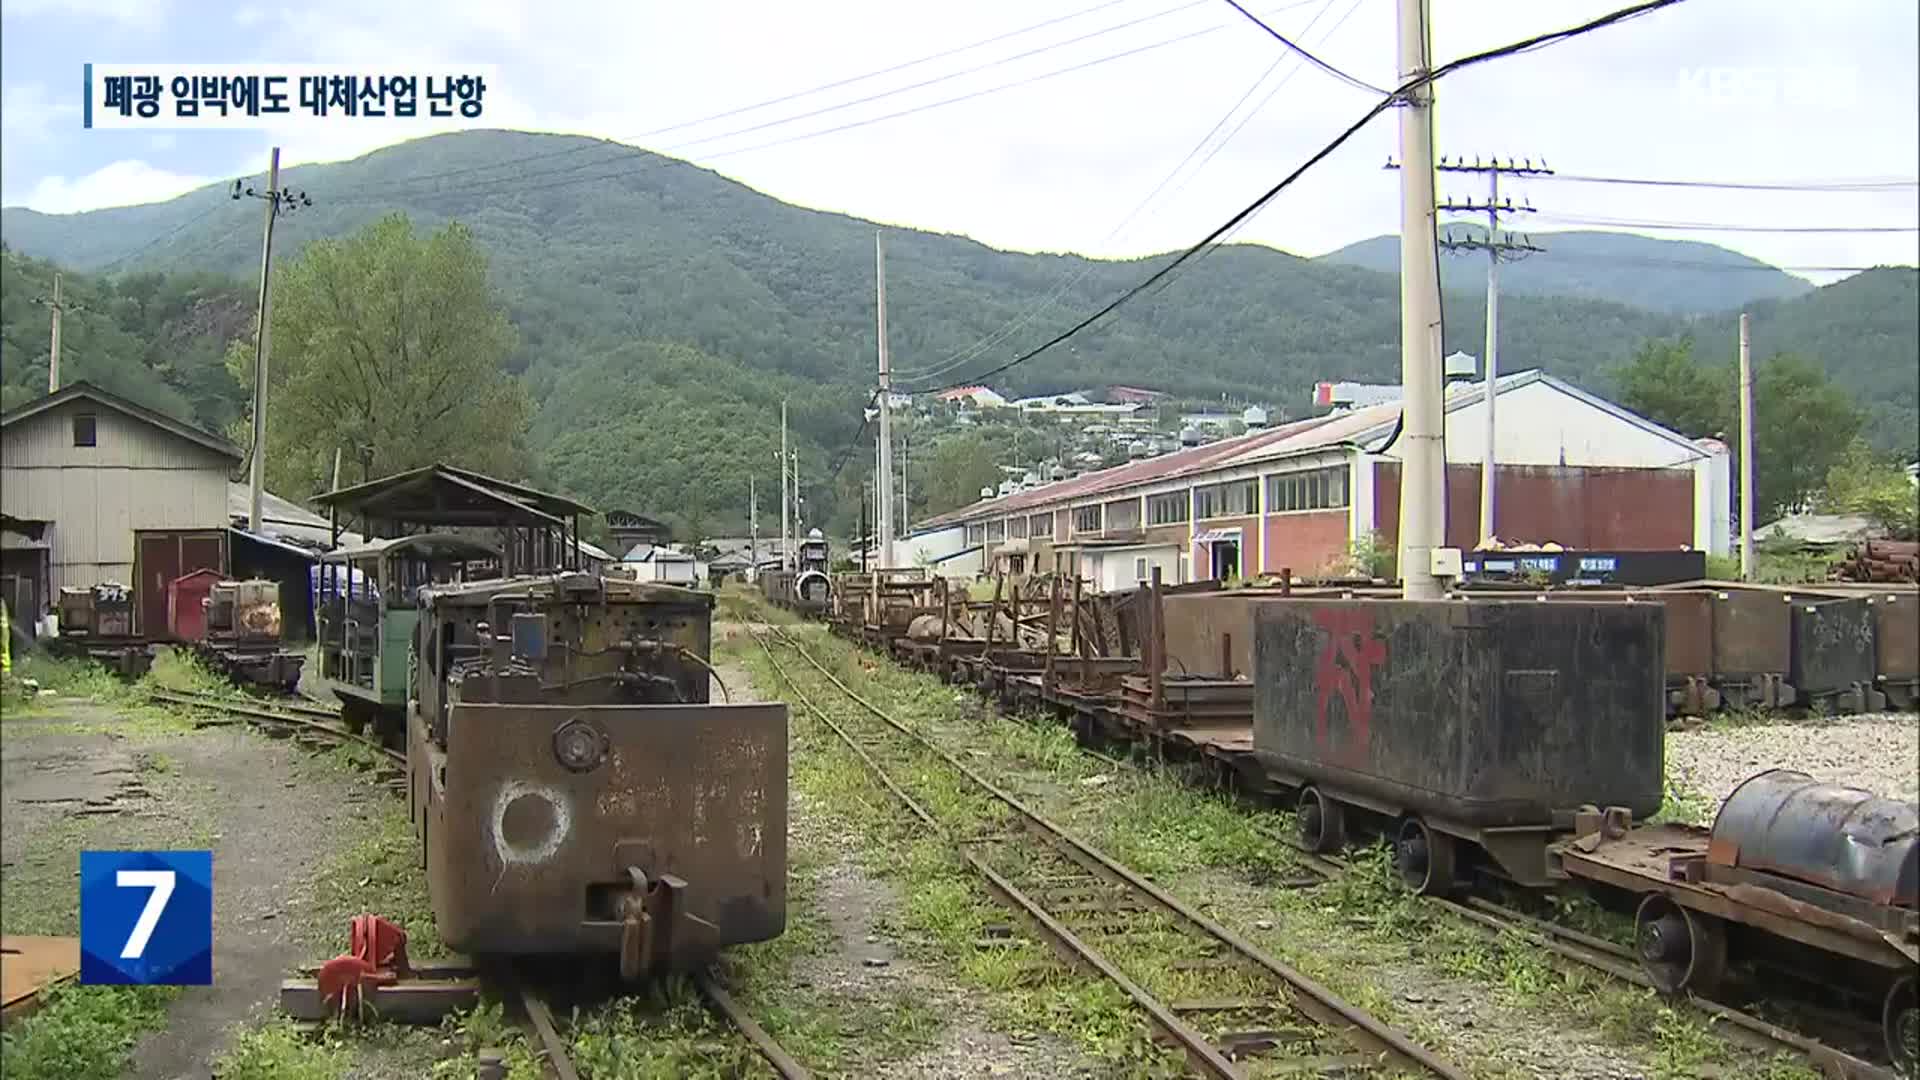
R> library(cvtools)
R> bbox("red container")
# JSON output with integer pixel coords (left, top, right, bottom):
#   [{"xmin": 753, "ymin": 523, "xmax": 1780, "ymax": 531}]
[{"xmin": 166, "ymin": 569, "xmax": 223, "ymax": 643}]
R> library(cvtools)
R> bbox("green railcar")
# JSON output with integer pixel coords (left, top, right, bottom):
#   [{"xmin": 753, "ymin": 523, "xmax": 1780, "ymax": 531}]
[{"xmin": 313, "ymin": 533, "xmax": 497, "ymax": 743}]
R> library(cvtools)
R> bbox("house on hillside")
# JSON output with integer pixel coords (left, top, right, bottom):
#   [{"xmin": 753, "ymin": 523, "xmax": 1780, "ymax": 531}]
[
  {"xmin": 937, "ymin": 386, "xmax": 1007, "ymax": 409},
  {"xmin": 916, "ymin": 370, "xmax": 1732, "ymax": 592}
]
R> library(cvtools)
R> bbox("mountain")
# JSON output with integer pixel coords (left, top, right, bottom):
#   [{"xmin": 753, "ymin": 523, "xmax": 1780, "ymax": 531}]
[
  {"xmin": 2, "ymin": 130, "xmax": 1913, "ymax": 531},
  {"xmin": 1318, "ymin": 225, "xmax": 1816, "ymax": 315}
]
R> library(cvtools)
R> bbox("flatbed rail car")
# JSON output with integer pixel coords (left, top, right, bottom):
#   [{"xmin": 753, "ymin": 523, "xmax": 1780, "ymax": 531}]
[
  {"xmin": 409, "ymin": 571, "xmax": 788, "ymax": 978},
  {"xmin": 1250, "ymin": 596, "xmax": 1917, "ymax": 1070},
  {"xmin": 314, "ymin": 533, "xmax": 498, "ymax": 743}
]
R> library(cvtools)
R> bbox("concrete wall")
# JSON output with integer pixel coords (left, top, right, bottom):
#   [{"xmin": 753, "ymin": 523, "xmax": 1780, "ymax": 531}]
[
  {"xmin": 1372, "ymin": 462, "xmax": 1697, "ymax": 553},
  {"xmin": 2, "ymin": 400, "xmax": 232, "ymax": 594}
]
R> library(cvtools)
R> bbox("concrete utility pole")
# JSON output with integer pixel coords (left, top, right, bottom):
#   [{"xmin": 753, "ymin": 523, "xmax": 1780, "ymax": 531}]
[
  {"xmin": 875, "ymin": 230, "xmax": 896, "ymax": 569},
  {"xmin": 1433, "ymin": 156, "xmax": 1549, "ymax": 546},
  {"xmin": 749, "ymin": 474, "xmax": 759, "ymax": 583},
  {"xmin": 779, "ymin": 402, "xmax": 791, "ymax": 572},
  {"xmin": 1395, "ymin": 0, "xmax": 1445, "ymax": 600},
  {"xmin": 232, "ymin": 147, "xmax": 311, "ymax": 534},
  {"xmin": 1738, "ymin": 312, "xmax": 1754, "ymax": 580},
  {"xmin": 32, "ymin": 274, "xmax": 81, "ymax": 393}
]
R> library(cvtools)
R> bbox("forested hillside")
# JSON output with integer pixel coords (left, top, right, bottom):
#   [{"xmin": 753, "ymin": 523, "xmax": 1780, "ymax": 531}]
[
  {"xmin": 3, "ymin": 130, "xmax": 1914, "ymax": 533},
  {"xmin": 1320, "ymin": 225, "xmax": 1815, "ymax": 314},
  {"xmin": 0, "ymin": 247, "xmax": 252, "ymax": 427}
]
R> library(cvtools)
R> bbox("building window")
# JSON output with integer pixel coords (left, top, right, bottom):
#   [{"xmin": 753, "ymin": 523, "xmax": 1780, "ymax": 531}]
[
  {"xmin": 1193, "ymin": 479, "xmax": 1257, "ymax": 520},
  {"xmin": 1007, "ymin": 554, "xmax": 1027, "ymax": 574},
  {"xmin": 986, "ymin": 519, "xmax": 1006, "ymax": 542},
  {"xmin": 1028, "ymin": 512, "xmax": 1054, "ymax": 539},
  {"xmin": 1104, "ymin": 497, "xmax": 1141, "ymax": 533},
  {"xmin": 1008, "ymin": 516, "xmax": 1029, "ymax": 539},
  {"xmin": 1265, "ymin": 466, "xmax": 1350, "ymax": 513},
  {"xmin": 1135, "ymin": 557, "xmax": 1148, "ymax": 581},
  {"xmin": 1073, "ymin": 505, "xmax": 1102, "ymax": 534},
  {"xmin": 72, "ymin": 413, "xmax": 97, "ymax": 447},
  {"xmin": 966, "ymin": 524, "xmax": 986, "ymax": 545},
  {"xmin": 1147, "ymin": 491, "xmax": 1190, "ymax": 525}
]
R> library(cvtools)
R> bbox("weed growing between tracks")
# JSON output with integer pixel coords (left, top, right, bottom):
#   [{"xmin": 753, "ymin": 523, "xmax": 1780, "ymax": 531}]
[{"xmin": 732, "ymin": 611, "xmax": 1822, "ymax": 1080}]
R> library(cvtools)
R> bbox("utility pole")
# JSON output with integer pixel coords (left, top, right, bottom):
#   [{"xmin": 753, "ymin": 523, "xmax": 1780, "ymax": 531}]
[
  {"xmin": 232, "ymin": 147, "xmax": 313, "ymax": 534},
  {"xmin": 779, "ymin": 402, "xmax": 791, "ymax": 573},
  {"xmin": 899, "ymin": 428, "xmax": 910, "ymax": 537},
  {"xmin": 875, "ymin": 230, "xmax": 896, "ymax": 569},
  {"xmin": 790, "ymin": 448, "xmax": 801, "ymax": 548},
  {"xmin": 32, "ymin": 274, "xmax": 82, "ymax": 393},
  {"xmin": 1435, "ymin": 156, "xmax": 1549, "ymax": 546},
  {"xmin": 1738, "ymin": 312, "xmax": 1754, "ymax": 580},
  {"xmin": 749, "ymin": 475, "xmax": 759, "ymax": 583},
  {"xmin": 859, "ymin": 480, "xmax": 870, "ymax": 572},
  {"xmin": 1394, "ymin": 0, "xmax": 1445, "ymax": 600}
]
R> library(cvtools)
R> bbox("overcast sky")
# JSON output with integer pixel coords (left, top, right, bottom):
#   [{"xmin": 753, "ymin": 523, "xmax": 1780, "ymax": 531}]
[{"xmin": 2, "ymin": 0, "xmax": 1916, "ymax": 283}]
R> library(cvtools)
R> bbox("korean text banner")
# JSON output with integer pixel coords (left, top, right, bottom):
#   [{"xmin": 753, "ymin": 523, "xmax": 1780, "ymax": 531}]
[{"xmin": 84, "ymin": 64, "xmax": 500, "ymax": 130}]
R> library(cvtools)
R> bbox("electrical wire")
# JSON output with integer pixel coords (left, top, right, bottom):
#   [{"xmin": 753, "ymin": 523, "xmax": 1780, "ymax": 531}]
[
  {"xmin": 1528, "ymin": 213, "xmax": 1918, "ymax": 234},
  {"xmin": 1218, "ymin": 0, "xmax": 1388, "ymax": 94},
  {"xmin": 894, "ymin": 0, "xmax": 1352, "ymax": 386},
  {"xmin": 918, "ymin": 0, "xmax": 1692, "ymax": 395},
  {"xmin": 92, "ymin": 201, "xmax": 227, "ymax": 275},
  {"xmin": 363, "ymin": 0, "xmax": 1152, "ymax": 193},
  {"xmin": 1532, "ymin": 173, "xmax": 1919, "ymax": 193}
]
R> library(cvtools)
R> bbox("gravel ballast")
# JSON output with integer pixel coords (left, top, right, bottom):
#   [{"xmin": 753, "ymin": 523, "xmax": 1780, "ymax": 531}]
[{"xmin": 1667, "ymin": 712, "xmax": 1920, "ymax": 810}]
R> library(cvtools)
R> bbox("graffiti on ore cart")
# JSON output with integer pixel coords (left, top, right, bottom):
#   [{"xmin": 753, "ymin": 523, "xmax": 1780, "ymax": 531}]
[{"xmin": 1312, "ymin": 608, "xmax": 1386, "ymax": 769}]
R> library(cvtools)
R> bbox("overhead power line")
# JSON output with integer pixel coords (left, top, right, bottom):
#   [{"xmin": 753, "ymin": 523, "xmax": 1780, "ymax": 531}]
[
  {"xmin": 894, "ymin": 0, "xmax": 1353, "ymax": 386},
  {"xmin": 1533, "ymin": 173, "xmax": 1919, "ymax": 193},
  {"xmin": 1218, "ymin": 0, "xmax": 1387, "ymax": 95},
  {"xmin": 364, "ymin": 0, "xmax": 1330, "ymax": 204},
  {"xmin": 1531, "ymin": 213, "xmax": 1919, "ymax": 233},
  {"xmin": 920, "ymin": 0, "xmax": 1693, "ymax": 394}
]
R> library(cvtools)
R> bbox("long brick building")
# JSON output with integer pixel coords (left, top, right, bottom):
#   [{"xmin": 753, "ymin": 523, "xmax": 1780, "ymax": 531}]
[{"xmin": 914, "ymin": 370, "xmax": 1729, "ymax": 590}]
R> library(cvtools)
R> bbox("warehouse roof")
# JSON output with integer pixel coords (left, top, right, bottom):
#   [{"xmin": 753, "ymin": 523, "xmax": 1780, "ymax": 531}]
[
  {"xmin": 918, "ymin": 370, "xmax": 1704, "ymax": 529},
  {"xmin": 0, "ymin": 380, "xmax": 242, "ymax": 461}
]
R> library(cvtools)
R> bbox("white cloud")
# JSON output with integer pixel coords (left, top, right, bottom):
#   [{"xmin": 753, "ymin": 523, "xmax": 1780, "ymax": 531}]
[
  {"xmin": 21, "ymin": 158, "xmax": 217, "ymax": 213},
  {"xmin": 0, "ymin": 0, "xmax": 167, "ymax": 26}
]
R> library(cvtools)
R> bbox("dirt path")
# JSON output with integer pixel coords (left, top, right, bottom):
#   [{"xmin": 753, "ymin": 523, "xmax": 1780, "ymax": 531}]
[{"xmin": 1, "ymin": 699, "xmax": 373, "ymax": 1079}]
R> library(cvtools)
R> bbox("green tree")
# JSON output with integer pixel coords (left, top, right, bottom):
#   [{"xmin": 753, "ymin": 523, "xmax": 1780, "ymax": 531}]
[
  {"xmin": 1819, "ymin": 440, "xmax": 1919, "ymax": 539},
  {"xmin": 922, "ymin": 433, "xmax": 1002, "ymax": 517},
  {"xmin": 230, "ymin": 214, "xmax": 531, "ymax": 498},
  {"xmin": 1612, "ymin": 337, "xmax": 1861, "ymax": 522},
  {"xmin": 1614, "ymin": 336, "xmax": 1726, "ymax": 441}
]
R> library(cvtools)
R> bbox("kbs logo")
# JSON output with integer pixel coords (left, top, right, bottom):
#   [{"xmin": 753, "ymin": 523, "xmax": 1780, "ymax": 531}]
[
  {"xmin": 80, "ymin": 851, "xmax": 212, "ymax": 985},
  {"xmin": 1312, "ymin": 609, "xmax": 1386, "ymax": 769}
]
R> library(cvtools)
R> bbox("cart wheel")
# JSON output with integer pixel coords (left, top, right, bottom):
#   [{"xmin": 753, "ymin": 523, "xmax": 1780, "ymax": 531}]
[
  {"xmin": 1394, "ymin": 816, "xmax": 1456, "ymax": 896},
  {"xmin": 1887, "ymin": 975, "xmax": 1917, "ymax": 1076},
  {"xmin": 1634, "ymin": 894, "xmax": 1727, "ymax": 996},
  {"xmin": 1298, "ymin": 787, "xmax": 1347, "ymax": 854}
]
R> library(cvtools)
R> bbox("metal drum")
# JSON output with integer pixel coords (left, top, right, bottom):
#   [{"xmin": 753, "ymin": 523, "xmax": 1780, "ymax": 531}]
[{"xmin": 1711, "ymin": 768, "xmax": 1918, "ymax": 909}]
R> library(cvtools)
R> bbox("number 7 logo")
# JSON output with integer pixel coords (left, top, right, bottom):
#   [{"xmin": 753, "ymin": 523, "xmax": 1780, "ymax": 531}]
[
  {"xmin": 81, "ymin": 850, "xmax": 212, "ymax": 986},
  {"xmin": 116, "ymin": 869, "xmax": 176, "ymax": 960}
]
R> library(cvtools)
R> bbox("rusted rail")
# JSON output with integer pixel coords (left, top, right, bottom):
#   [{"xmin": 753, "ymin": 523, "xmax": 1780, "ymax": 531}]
[
  {"xmin": 749, "ymin": 623, "xmax": 1465, "ymax": 1080},
  {"xmin": 145, "ymin": 688, "xmax": 404, "ymax": 766},
  {"xmin": 694, "ymin": 971, "xmax": 814, "ymax": 1080}
]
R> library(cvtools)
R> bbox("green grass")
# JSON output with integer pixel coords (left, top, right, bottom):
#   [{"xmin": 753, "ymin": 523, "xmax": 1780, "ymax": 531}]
[
  {"xmin": 722, "ymin": 595, "xmax": 1823, "ymax": 1080},
  {"xmin": 213, "ymin": 1020, "xmax": 353, "ymax": 1080},
  {"xmin": 0, "ymin": 982, "xmax": 179, "ymax": 1080}
]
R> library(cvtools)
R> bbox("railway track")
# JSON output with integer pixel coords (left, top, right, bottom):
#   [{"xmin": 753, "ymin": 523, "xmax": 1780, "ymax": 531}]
[
  {"xmin": 794, "ymin": 615, "xmax": 1909, "ymax": 1080},
  {"xmin": 144, "ymin": 685, "xmax": 811, "ymax": 1079},
  {"xmin": 748, "ymin": 621, "xmax": 1464, "ymax": 1079}
]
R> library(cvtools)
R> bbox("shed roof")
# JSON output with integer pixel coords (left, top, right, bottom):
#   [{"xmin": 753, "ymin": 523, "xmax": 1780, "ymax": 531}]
[
  {"xmin": 0, "ymin": 381, "xmax": 242, "ymax": 461},
  {"xmin": 309, "ymin": 464, "xmax": 594, "ymax": 527}
]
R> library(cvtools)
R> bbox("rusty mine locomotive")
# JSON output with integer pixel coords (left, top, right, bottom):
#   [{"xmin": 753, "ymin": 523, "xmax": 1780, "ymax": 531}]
[{"xmin": 408, "ymin": 570, "xmax": 787, "ymax": 980}]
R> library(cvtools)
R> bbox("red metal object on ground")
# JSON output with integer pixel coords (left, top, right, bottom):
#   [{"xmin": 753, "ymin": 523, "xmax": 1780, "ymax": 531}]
[
  {"xmin": 316, "ymin": 915, "xmax": 411, "ymax": 1016},
  {"xmin": 165, "ymin": 569, "xmax": 222, "ymax": 643}
]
